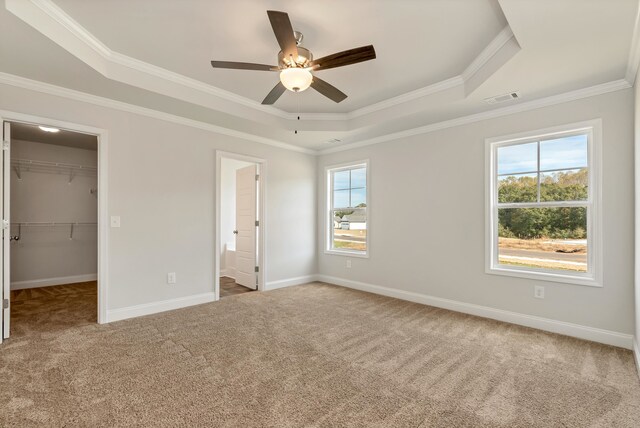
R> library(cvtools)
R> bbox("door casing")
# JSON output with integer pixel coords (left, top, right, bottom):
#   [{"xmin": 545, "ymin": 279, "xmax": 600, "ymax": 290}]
[
  {"xmin": 1, "ymin": 121, "xmax": 10, "ymax": 342},
  {"xmin": 0, "ymin": 110, "xmax": 109, "ymax": 329},
  {"xmin": 215, "ymin": 151, "xmax": 266, "ymax": 300}
]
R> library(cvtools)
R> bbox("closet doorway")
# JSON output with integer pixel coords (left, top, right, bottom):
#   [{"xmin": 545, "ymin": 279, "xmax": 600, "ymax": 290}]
[
  {"xmin": 1, "ymin": 119, "xmax": 102, "ymax": 342},
  {"xmin": 215, "ymin": 151, "xmax": 265, "ymax": 300}
]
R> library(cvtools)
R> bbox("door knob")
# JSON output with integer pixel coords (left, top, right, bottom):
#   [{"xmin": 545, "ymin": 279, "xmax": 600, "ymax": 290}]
[{"xmin": 233, "ymin": 230, "xmax": 238, "ymax": 234}]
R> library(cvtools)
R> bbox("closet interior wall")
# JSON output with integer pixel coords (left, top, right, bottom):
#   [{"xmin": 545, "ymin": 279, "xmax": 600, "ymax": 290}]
[{"xmin": 10, "ymin": 138, "xmax": 98, "ymax": 290}]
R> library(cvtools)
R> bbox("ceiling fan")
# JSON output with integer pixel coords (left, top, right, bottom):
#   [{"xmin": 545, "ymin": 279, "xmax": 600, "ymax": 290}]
[{"xmin": 210, "ymin": 10, "xmax": 376, "ymax": 105}]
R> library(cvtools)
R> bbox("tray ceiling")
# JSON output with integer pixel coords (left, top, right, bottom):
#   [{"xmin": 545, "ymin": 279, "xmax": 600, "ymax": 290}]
[{"xmin": 1, "ymin": 0, "xmax": 638, "ymax": 152}]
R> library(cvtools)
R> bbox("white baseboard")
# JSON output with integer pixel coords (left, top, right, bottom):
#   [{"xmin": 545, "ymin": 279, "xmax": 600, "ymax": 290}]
[
  {"xmin": 317, "ymin": 275, "xmax": 634, "ymax": 350},
  {"xmin": 106, "ymin": 292, "xmax": 216, "ymax": 323},
  {"xmin": 634, "ymin": 338, "xmax": 640, "ymax": 379},
  {"xmin": 11, "ymin": 274, "xmax": 98, "ymax": 290},
  {"xmin": 265, "ymin": 275, "xmax": 318, "ymax": 291}
]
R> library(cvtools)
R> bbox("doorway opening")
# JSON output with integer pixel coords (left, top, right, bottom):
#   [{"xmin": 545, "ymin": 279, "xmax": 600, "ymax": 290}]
[
  {"xmin": 2, "ymin": 120, "xmax": 102, "ymax": 341},
  {"xmin": 215, "ymin": 151, "xmax": 265, "ymax": 300}
]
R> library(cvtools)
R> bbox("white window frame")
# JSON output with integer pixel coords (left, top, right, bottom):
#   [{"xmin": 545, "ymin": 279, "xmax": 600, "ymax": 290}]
[
  {"xmin": 485, "ymin": 119, "xmax": 602, "ymax": 287},
  {"xmin": 325, "ymin": 160, "xmax": 370, "ymax": 258}
]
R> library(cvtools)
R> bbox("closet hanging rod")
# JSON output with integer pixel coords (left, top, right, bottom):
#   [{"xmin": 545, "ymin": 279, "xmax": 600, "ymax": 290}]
[{"xmin": 10, "ymin": 222, "xmax": 97, "ymax": 226}]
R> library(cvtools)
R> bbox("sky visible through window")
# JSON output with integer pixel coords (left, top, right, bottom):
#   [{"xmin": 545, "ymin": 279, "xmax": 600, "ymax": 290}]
[
  {"xmin": 497, "ymin": 134, "xmax": 587, "ymax": 175},
  {"xmin": 333, "ymin": 167, "xmax": 366, "ymax": 209}
]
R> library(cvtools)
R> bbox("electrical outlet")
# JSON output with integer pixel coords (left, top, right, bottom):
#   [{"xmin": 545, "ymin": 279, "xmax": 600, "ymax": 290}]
[
  {"xmin": 346, "ymin": 259, "xmax": 352, "ymax": 268},
  {"xmin": 167, "ymin": 272, "xmax": 176, "ymax": 284},
  {"xmin": 534, "ymin": 285, "xmax": 545, "ymax": 299}
]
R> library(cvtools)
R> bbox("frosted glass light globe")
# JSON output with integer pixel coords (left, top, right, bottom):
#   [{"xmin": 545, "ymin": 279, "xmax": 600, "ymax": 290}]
[{"xmin": 279, "ymin": 68, "xmax": 313, "ymax": 92}]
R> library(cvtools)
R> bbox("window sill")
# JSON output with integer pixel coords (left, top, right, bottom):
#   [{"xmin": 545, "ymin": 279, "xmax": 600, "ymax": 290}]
[
  {"xmin": 486, "ymin": 265, "xmax": 602, "ymax": 287},
  {"xmin": 325, "ymin": 249, "xmax": 369, "ymax": 259}
]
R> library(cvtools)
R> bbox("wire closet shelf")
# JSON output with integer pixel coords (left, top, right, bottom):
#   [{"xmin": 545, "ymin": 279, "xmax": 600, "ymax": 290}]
[{"xmin": 11, "ymin": 158, "xmax": 97, "ymax": 182}]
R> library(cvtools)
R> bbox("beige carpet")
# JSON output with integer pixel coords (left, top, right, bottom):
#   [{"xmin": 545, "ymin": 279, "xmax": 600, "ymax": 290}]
[{"xmin": 1, "ymin": 281, "xmax": 640, "ymax": 427}]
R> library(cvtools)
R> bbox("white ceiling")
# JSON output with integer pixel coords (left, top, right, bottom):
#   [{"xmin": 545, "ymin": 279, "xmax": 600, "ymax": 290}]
[
  {"xmin": 1, "ymin": 0, "xmax": 638, "ymax": 152},
  {"xmin": 52, "ymin": 0, "xmax": 507, "ymax": 113}
]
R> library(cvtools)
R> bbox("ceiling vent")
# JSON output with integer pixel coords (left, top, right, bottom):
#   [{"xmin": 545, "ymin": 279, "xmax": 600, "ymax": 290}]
[{"xmin": 484, "ymin": 91, "xmax": 520, "ymax": 105}]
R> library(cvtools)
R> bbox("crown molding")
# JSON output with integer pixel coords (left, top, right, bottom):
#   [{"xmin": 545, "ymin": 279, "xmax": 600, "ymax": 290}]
[
  {"xmin": 22, "ymin": 0, "xmax": 291, "ymax": 119},
  {"xmin": 0, "ymin": 72, "xmax": 316, "ymax": 155},
  {"xmin": 5, "ymin": 1, "xmax": 633, "ymax": 157},
  {"xmin": 461, "ymin": 26, "xmax": 516, "ymax": 82},
  {"xmin": 291, "ymin": 76, "xmax": 465, "ymax": 122},
  {"xmin": 319, "ymin": 79, "xmax": 631, "ymax": 155},
  {"xmin": 625, "ymin": 1, "xmax": 640, "ymax": 85},
  {"xmin": 10, "ymin": 0, "xmax": 519, "ymax": 126},
  {"xmin": 299, "ymin": 25, "xmax": 517, "ymax": 121},
  {"xmin": 345, "ymin": 76, "xmax": 465, "ymax": 120},
  {"xmin": 0, "ymin": 72, "xmax": 630, "ymax": 158}
]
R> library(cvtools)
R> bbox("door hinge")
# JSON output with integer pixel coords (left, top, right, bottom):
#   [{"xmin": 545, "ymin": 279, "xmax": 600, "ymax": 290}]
[
  {"xmin": 2, "ymin": 141, "xmax": 9, "ymax": 150},
  {"xmin": 255, "ymin": 266, "xmax": 259, "ymax": 273},
  {"xmin": 2, "ymin": 220, "xmax": 8, "ymax": 230},
  {"xmin": 3, "ymin": 299, "xmax": 8, "ymax": 309},
  {"xmin": 255, "ymin": 174, "xmax": 260, "ymax": 181},
  {"xmin": 255, "ymin": 220, "xmax": 259, "ymax": 227}
]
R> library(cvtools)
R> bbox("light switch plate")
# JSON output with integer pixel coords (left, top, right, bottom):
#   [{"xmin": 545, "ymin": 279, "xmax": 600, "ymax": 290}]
[{"xmin": 110, "ymin": 216, "xmax": 121, "ymax": 228}]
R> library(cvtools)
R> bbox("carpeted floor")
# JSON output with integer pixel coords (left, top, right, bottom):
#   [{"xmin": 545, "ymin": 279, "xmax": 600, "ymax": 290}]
[{"xmin": 2, "ymin": 281, "xmax": 640, "ymax": 427}]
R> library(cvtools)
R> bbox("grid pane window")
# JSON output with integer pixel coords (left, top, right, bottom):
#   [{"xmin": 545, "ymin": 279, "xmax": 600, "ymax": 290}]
[
  {"xmin": 493, "ymin": 132, "xmax": 591, "ymax": 275},
  {"xmin": 328, "ymin": 164, "xmax": 367, "ymax": 254}
]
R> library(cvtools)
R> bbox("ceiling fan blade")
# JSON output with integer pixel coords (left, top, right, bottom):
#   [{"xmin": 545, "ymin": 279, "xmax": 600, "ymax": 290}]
[
  {"xmin": 310, "ymin": 45, "xmax": 376, "ymax": 71},
  {"xmin": 262, "ymin": 82, "xmax": 287, "ymax": 105},
  {"xmin": 267, "ymin": 10, "xmax": 298, "ymax": 63},
  {"xmin": 311, "ymin": 76, "xmax": 347, "ymax": 103},
  {"xmin": 211, "ymin": 61, "xmax": 279, "ymax": 71}
]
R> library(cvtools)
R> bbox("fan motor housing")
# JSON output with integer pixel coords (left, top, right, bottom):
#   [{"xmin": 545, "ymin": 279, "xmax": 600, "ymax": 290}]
[{"xmin": 278, "ymin": 47, "xmax": 313, "ymax": 68}]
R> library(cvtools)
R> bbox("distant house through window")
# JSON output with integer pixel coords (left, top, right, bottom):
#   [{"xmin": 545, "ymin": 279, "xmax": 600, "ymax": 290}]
[
  {"xmin": 326, "ymin": 161, "xmax": 368, "ymax": 256},
  {"xmin": 486, "ymin": 121, "xmax": 601, "ymax": 286}
]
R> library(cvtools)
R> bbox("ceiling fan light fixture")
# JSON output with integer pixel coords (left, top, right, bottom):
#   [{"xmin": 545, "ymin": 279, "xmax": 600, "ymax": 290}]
[
  {"xmin": 210, "ymin": 11, "xmax": 376, "ymax": 104},
  {"xmin": 279, "ymin": 67, "xmax": 313, "ymax": 92}
]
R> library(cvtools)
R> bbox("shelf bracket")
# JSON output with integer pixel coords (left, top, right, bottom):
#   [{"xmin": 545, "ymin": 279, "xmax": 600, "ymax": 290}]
[
  {"xmin": 69, "ymin": 223, "xmax": 74, "ymax": 240},
  {"xmin": 68, "ymin": 169, "xmax": 75, "ymax": 184},
  {"xmin": 13, "ymin": 165, "xmax": 21, "ymax": 180}
]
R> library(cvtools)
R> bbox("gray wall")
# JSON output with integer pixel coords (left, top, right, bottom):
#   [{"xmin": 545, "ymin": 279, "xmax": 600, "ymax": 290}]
[
  {"xmin": 0, "ymin": 83, "xmax": 317, "ymax": 311},
  {"xmin": 318, "ymin": 89, "xmax": 635, "ymax": 334},
  {"xmin": 10, "ymin": 139, "xmax": 97, "ymax": 288}
]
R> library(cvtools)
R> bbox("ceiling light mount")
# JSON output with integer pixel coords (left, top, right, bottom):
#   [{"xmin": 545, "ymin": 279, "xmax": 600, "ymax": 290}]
[
  {"xmin": 38, "ymin": 126, "xmax": 60, "ymax": 133},
  {"xmin": 278, "ymin": 44, "xmax": 312, "ymax": 68}
]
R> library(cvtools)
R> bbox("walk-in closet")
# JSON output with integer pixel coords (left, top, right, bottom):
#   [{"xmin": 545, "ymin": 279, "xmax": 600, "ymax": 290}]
[{"xmin": 8, "ymin": 122, "xmax": 98, "ymax": 334}]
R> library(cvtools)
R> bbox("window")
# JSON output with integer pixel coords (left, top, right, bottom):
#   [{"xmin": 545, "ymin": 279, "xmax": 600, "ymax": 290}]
[
  {"xmin": 326, "ymin": 161, "xmax": 368, "ymax": 256},
  {"xmin": 486, "ymin": 121, "xmax": 601, "ymax": 286}
]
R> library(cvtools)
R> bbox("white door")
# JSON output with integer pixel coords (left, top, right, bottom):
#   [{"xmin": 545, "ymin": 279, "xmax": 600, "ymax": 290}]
[
  {"xmin": 235, "ymin": 164, "xmax": 257, "ymax": 289},
  {"xmin": 1, "ymin": 122, "xmax": 10, "ymax": 341}
]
